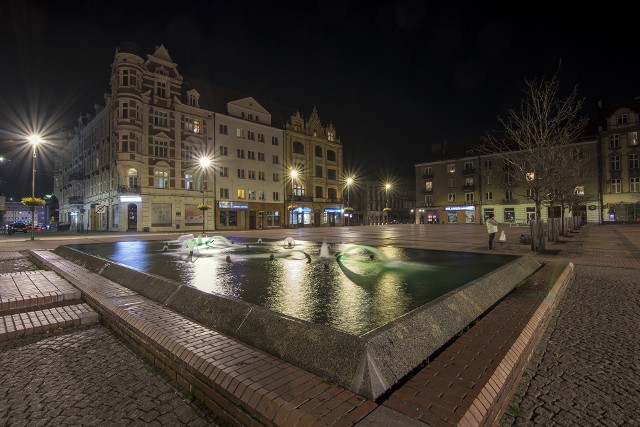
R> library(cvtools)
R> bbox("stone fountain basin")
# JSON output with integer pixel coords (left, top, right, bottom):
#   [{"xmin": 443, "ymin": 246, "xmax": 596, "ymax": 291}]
[{"xmin": 51, "ymin": 244, "xmax": 539, "ymax": 400}]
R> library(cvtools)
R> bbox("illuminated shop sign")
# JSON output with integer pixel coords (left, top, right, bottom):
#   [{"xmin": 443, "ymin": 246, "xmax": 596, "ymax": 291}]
[
  {"xmin": 119, "ymin": 196, "xmax": 142, "ymax": 202},
  {"xmin": 323, "ymin": 208, "xmax": 342, "ymax": 213},
  {"xmin": 218, "ymin": 201, "xmax": 248, "ymax": 209},
  {"xmin": 444, "ymin": 205, "xmax": 475, "ymax": 211}
]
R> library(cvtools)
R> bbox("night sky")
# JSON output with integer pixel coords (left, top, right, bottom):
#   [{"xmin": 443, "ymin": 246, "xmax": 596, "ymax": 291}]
[{"xmin": 1, "ymin": 0, "xmax": 639, "ymax": 199}]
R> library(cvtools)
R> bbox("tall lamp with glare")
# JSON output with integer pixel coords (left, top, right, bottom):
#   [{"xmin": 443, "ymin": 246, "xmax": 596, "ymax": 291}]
[
  {"xmin": 290, "ymin": 169, "xmax": 298, "ymax": 227},
  {"xmin": 345, "ymin": 177, "xmax": 353, "ymax": 226},
  {"xmin": 28, "ymin": 135, "xmax": 43, "ymax": 241},
  {"xmin": 384, "ymin": 183, "xmax": 391, "ymax": 224},
  {"xmin": 199, "ymin": 157, "xmax": 211, "ymax": 234}
]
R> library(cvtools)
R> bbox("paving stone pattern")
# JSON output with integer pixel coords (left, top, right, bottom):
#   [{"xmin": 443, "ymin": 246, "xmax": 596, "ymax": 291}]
[
  {"xmin": 499, "ymin": 265, "xmax": 640, "ymax": 426},
  {"xmin": 0, "ymin": 325, "xmax": 221, "ymax": 427}
]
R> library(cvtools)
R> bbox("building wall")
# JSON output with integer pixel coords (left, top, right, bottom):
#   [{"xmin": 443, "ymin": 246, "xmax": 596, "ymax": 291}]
[
  {"xmin": 598, "ymin": 104, "xmax": 640, "ymax": 222},
  {"xmin": 414, "ymin": 139, "xmax": 601, "ymax": 225}
]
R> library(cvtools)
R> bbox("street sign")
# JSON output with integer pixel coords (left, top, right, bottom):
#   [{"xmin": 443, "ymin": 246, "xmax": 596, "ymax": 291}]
[{"xmin": 95, "ymin": 205, "xmax": 106, "ymax": 213}]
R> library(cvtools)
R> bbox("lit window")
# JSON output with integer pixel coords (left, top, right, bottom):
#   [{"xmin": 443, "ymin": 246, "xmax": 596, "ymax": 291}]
[
  {"xmin": 154, "ymin": 170, "xmax": 168, "ymax": 188},
  {"xmin": 574, "ymin": 186, "xmax": 584, "ymax": 196},
  {"xmin": 447, "ymin": 164, "xmax": 456, "ymax": 173},
  {"xmin": 127, "ymin": 168, "xmax": 138, "ymax": 188},
  {"xmin": 237, "ymin": 189, "xmax": 245, "ymax": 199}
]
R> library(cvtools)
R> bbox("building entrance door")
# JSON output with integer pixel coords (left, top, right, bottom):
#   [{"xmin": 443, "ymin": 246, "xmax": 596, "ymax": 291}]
[
  {"xmin": 249, "ymin": 211, "xmax": 256, "ymax": 230},
  {"xmin": 127, "ymin": 204, "xmax": 137, "ymax": 231}
]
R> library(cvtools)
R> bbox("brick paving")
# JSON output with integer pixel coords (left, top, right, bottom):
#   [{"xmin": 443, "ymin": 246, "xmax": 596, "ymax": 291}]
[{"xmin": 0, "ymin": 223, "xmax": 638, "ymax": 426}]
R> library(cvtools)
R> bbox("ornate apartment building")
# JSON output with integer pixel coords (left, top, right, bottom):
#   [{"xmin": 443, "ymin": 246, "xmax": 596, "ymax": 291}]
[
  {"xmin": 283, "ymin": 108, "xmax": 344, "ymax": 227},
  {"xmin": 54, "ymin": 44, "xmax": 344, "ymax": 232},
  {"xmin": 414, "ymin": 138, "xmax": 601, "ymax": 225},
  {"xmin": 597, "ymin": 99, "xmax": 640, "ymax": 222}
]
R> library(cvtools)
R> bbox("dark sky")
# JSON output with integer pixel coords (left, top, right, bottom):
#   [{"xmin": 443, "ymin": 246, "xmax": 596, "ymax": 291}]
[{"xmin": 1, "ymin": 0, "xmax": 639, "ymax": 199}]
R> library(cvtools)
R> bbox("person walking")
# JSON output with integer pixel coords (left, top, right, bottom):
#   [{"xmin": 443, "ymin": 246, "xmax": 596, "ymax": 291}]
[{"xmin": 486, "ymin": 213, "xmax": 499, "ymax": 250}]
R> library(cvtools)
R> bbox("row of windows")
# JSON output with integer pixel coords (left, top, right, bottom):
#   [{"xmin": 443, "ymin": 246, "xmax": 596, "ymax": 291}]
[
  {"xmin": 292, "ymin": 142, "xmax": 337, "ymax": 161},
  {"xmin": 219, "ymin": 124, "xmax": 278, "ymax": 144},
  {"xmin": 218, "ymin": 211, "xmax": 281, "ymax": 227},
  {"xmin": 608, "ymin": 132, "xmax": 639, "ymax": 148},
  {"xmin": 610, "ymin": 153, "xmax": 640, "ymax": 170},
  {"xmin": 610, "ymin": 178, "xmax": 640, "ymax": 193}
]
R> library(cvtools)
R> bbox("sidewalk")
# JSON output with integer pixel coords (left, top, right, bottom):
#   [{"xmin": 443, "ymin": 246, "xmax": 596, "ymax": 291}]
[{"xmin": 1, "ymin": 223, "xmax": 638, "ymax": 426}]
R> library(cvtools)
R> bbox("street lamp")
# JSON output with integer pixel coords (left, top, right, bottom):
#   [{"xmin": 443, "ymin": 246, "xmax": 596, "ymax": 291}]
[
  {"xmin": 28, "ymin": 135, "xmax": 43, "ymax": 241},
  {"xmin": 199, "ymin": 156, "xmax": 211, "ymax": 234},
  {"xmin": 345, "ymin": 177, "xmax": 354, "ymax": 226},
  {"xmin": 290, "ymin": 169, "xmax": 298, "ymax": 227},
  {"xmin": 384, "ymin": 183, "xmax": 391, "ymax": 224}
]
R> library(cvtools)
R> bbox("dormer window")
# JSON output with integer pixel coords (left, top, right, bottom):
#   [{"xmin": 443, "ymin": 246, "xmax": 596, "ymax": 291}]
[
  {"xmin": 617, "ymin": 113, "xmax": 628, "ymax": 125},
  {"xmin": 327, "ymin": 131, "xmax": 334, "ymax": 141},
  {"xmin": 188, "ymin": 94, "xmax": 196, "ymax": 107}
]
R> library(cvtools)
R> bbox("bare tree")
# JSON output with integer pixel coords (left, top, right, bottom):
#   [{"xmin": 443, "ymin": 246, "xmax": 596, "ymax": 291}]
[{"xmin": 481, "ymin": 70, "xmax": 588, "ymax": 251}]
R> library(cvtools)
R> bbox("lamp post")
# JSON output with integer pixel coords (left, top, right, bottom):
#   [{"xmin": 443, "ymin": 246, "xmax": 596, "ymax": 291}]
[
  {"xmin": 28, "ymin": 135, "xmax": 43, "ymax": 241},
  {"xmin": 345, "ymin": 177, "xmax": 353, "ymax": 226},
  {"xmin": 290, "ymin": 169, "xmax": 298, "ymax": 227},
  {"xmin": 384, "ymin": 183, "xmax": 391, "ymax": 224},
  {"xmin": 199, "ymin": 157, "xmax": 211, "ymax": 234}
]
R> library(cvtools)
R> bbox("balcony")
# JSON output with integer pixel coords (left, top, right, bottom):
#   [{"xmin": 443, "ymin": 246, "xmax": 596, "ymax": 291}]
[
  {"xmin": 463, "ymin": 168, "xmax": 475, "ymax": 176},
  {"xmin": 422, "ymin": 173, "xmax": 433, "ymax": 179},
  {"xmin": 68, "ymin": 172, "xmax": 84, "ymax": 182},
  {"xmin": 118, "ymin": 185, "xmax": 141, "ymax": 194},
  {"xmin": 291, "ymin": 195, "xmax": 313, "ymax": 202},
  {"xmin": 422, "ymin": 189, "xmax": 433, "ymax": 194},
  {"xmin": 68, "ymin": 196, "xmax": 83, "ymax": 205},
  {"xmin": 462, "ymin": 184, "xmax": 475, "ymax": 191}
]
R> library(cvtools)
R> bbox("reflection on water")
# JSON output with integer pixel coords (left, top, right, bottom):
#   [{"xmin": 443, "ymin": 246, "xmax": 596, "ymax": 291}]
[{"xmin": 67, "ymin": 239, "xmax": 516, "ymax": 336}]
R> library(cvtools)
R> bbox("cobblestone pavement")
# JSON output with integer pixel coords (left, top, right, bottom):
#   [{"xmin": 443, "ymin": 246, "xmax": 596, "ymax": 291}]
[
  {"xmin": 0, "ymin": 325, "xmax": 221, "ymax": 427},
  {"xmin": 0, "ymin": 254, "xmax": 221, "ymax": 427},
  {"xmin": 499, "ymin": 265, "xmax": 640, "ymax": 426}
]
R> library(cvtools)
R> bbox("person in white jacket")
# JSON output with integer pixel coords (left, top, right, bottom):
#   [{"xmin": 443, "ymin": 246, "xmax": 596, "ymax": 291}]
[{"xmin": 486, "ymin": 213, "xmax": 499, "ymax": 250}]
